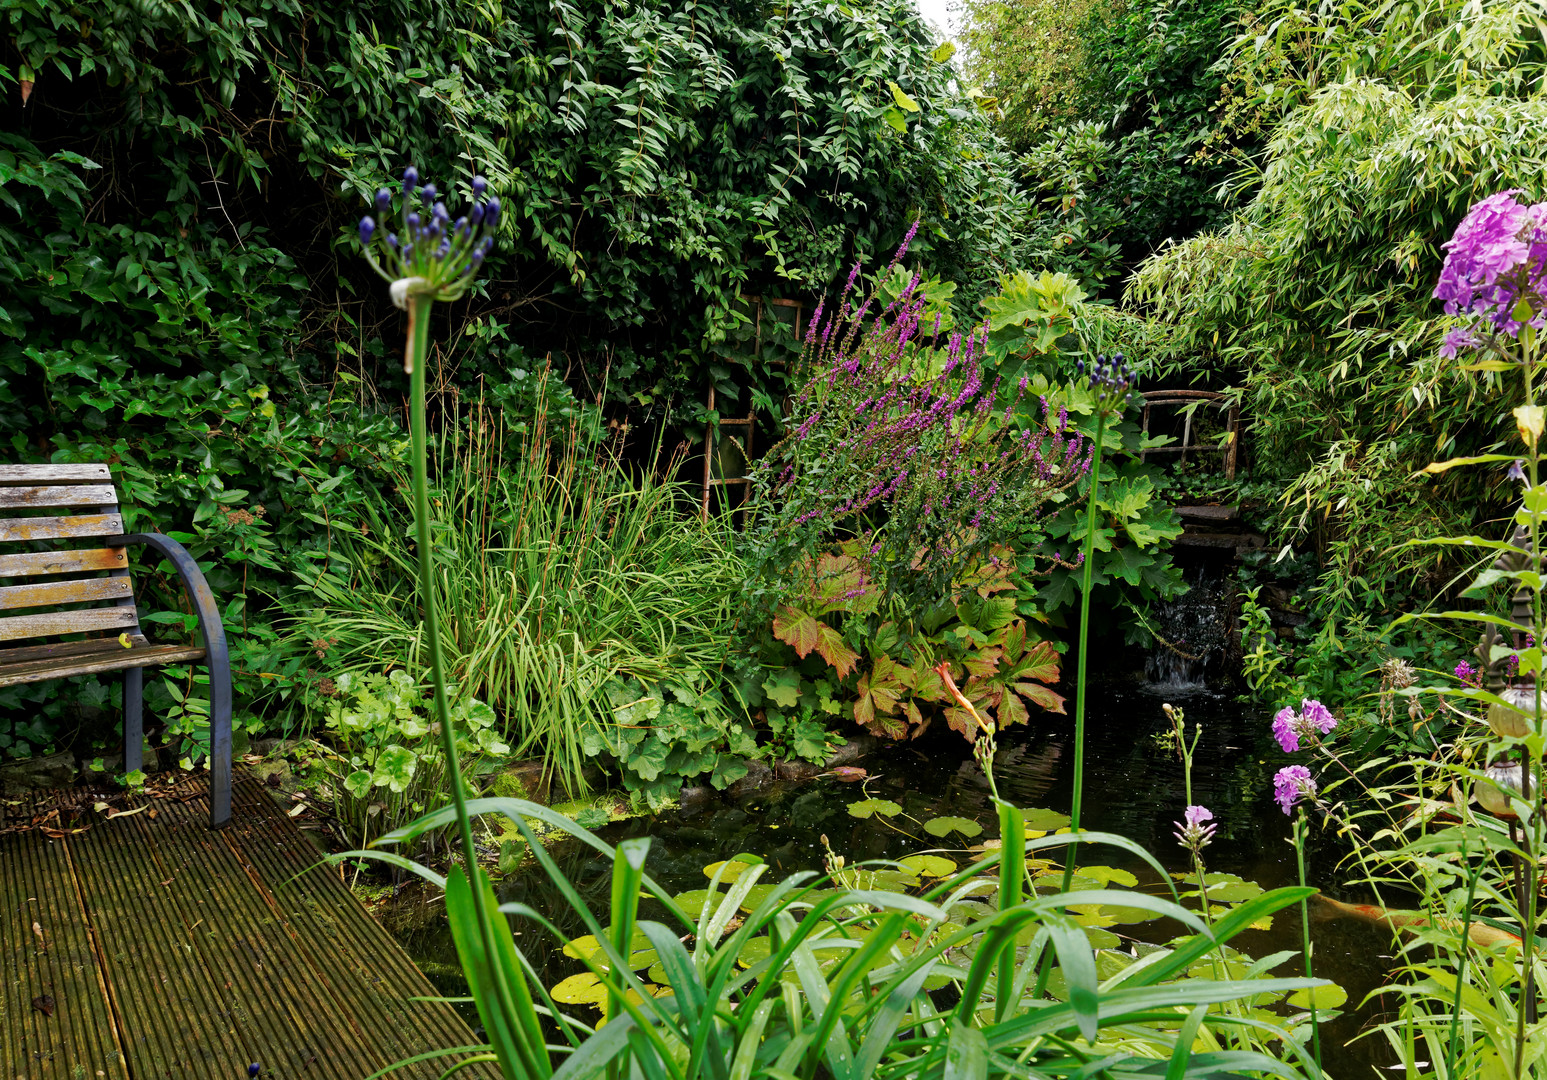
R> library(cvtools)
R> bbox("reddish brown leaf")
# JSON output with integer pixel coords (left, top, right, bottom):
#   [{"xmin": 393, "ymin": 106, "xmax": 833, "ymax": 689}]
[
  {"xmin": 815, "ymin": 622, "xmax": 861, "ymax": 679},
  {"xmin": 772, "ymin": 605, "xmax": 823, "ymax": 659},
  {"xmin": 1015, "ymin": 680, "xmax": 1067, "ymax": 715}
]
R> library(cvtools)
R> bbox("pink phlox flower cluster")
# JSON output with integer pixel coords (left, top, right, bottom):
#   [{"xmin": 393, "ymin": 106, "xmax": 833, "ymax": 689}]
[
  {"xmin": 1173, "ymin": 804, "xmax": 1217, "ymax": 852},
  {"xmin": 1270, "ymin": 698, "xmax": 1336, "ymax": 753},
  {"xmin": 1273, "ymin": 765, "xmax": 1316, "ymax": 814},
  {"xmin": 1434, "ymin": 189, "xmax": 1547, "ymax": 348}
]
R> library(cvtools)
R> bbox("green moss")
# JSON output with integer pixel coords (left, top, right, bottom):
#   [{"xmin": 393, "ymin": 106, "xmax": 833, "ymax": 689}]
[{"xmin": 488, "ymin": 772, "xmax": 530, "ymax": 800}]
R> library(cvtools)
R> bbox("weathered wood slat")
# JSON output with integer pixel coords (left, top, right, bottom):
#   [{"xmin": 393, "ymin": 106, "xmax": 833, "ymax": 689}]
[
  {"xmin": 0, "ymin": 832, "xmax": 129, "ymax": 1078},
  {"xmin": 0, "ymin": 514, "xmax": 124, "ymax": 542},
  {"xmin": 0, "ymin": 575, "xmax": 134, "ymax": 611},
  {"xmin": 0, "ymin": 635, "xmax": 149, "ymax": 665},
  {"xmin": 0, "ymin": 546, "xmax": 128, "ymax": 578},
  {"xmin": 0, "ymin": 464, "xmax": 112, "ymax": 486},
  {"xmin": 0, "ymin": 606, "xmax": 139, "ymax": 642},
  {"xmin": 0, "ymin": 644, "xmax": 205, "ymax": 687},
  {"xmin": 0, "ymin": 772, "xmax": 499, "ymax": 1079},
  {"xmin": 0, "ymin": 484, "xmax": 118, "ymax": 510}
]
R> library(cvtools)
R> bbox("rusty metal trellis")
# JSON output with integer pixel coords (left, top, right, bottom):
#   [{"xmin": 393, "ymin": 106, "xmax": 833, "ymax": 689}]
[{"xmin": 1138, "ymin": 389, "xmax": 1242, "ymax": 480}]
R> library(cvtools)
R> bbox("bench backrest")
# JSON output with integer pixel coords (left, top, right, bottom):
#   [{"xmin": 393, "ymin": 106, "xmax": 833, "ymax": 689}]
[{"xmin": 0, "ymin": 465, "xmax": 143, "ymax": 645}]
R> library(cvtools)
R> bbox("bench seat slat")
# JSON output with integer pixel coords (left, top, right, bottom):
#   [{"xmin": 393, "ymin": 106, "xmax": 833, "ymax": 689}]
[
  {"xmin": 0, "ymin": 547, "xmax": 128, "ymax": 578},
  {"xmin": 0, "ymin": 635, "xmax": 150, "ymax": 664},
  {"xmin": 0, "ymin": 464, "xmax": 111, "ymax": 486},
  {"xmin": 0, "ymin": 643, "xmax": 206, "ymax": 687},
  {"xmin": 0, "ymin": 576, "xmax": 134, "ymax": 611},
  {"xmin": 0, "ymin": 606, "xmax": 139, "ymax": 641},
  {"xmin": 0, "ymin": 514, "xmax": 125, "ymax": 542},
  {"xmin": 0, "ymin": 484, "xmax": 118, "ymax": 509}
]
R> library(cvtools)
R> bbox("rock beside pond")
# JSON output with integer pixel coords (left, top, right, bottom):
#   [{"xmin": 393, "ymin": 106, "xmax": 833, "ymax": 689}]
[
  {"xmin": 824, "ymin": 737, "xmax": 874, "ymax": 768},
  {"xmin": 0, "ymin": 751, "xmax": 77, "ymax": 792},
  {"xmin": 728, "ymin": 759, "xmax": 773, "ymax": 798}
]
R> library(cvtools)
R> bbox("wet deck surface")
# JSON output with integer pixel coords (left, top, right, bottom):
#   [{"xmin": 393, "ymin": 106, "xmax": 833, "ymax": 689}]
[{"xmin": 2, "ymin": 771, "xmax": 496, "ymax": 1080}]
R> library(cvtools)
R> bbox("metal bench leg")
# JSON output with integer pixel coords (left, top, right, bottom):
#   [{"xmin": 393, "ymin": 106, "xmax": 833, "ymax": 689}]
[
  {"xmin": 123, "ymin": 667, "xmax": 143, "ymax": 774},
  {"xmin": 209, "ymin": 648, "xmax": 232, "ymax": 829}
]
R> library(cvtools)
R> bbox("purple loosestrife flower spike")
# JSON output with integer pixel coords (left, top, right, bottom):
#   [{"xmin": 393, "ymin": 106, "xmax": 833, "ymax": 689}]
[
  {"xmin": 1273, "ymin": 766, "xmax": 1316, "ymax": 814},
  {"xmin": 1455, "ymin": 660, "xmax": 1480, "ymax": 687}
]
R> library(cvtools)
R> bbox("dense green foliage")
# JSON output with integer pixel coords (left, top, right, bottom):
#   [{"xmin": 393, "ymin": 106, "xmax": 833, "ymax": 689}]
[
  {"xmin": 1130, "ymin": 0, "xmax": 1547, "ymax": 681},
  {"xmin": 959, "ymin": 0, "xmax": 1252, "ymax": 285},
  {"xmin": 0, "ymin": 0, "xmax": 1042, "ymax": 760}
]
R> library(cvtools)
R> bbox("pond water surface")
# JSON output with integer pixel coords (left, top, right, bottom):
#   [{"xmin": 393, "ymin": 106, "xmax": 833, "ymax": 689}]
[{"xmin": 395, "ymin": 678, "xmax": 1400, "ymax": 1079}]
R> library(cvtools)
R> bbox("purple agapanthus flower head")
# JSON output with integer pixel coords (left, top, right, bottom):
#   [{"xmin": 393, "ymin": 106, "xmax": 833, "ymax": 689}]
[
  {"xmin": 1272, "ymin": 706, "xmax": 1299, "ymax": 753},
  {"xmin": 1434, "ymin": 189, "xmax": 1547, "ymax": 339},
  {"xmin": 1273, "ymin": 765, "xmax": 1316, "ymax": 814},
  {"xmin": 1173, "ymin": 804, "xmax": 1217, "ymax": 852}
]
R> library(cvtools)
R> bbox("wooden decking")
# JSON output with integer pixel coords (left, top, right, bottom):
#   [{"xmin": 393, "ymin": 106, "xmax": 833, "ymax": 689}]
[{"xmin": 2, "ymin": 770, "xmax": 497, "ymax": 1079}]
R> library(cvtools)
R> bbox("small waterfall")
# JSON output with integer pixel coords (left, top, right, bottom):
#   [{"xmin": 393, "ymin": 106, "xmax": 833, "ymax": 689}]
[{"xmin": 1144, "ymin": 560, "xmax": 1233, "ymax": 690}]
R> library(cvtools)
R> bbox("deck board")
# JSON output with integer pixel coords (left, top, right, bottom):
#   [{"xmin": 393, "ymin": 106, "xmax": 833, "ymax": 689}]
[{"xmin": 1, "ymin": 772, "xmax": 498, "ymax": 1080}]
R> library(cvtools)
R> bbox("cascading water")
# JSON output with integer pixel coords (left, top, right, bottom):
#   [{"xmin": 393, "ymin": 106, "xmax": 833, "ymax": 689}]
[{"xmin": 1143, "ymin": 559, "xmax": 1233, "ymax": 689}]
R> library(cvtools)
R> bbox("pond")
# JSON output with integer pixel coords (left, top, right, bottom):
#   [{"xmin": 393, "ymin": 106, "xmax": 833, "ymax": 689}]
[{"xmin": 393, "ymin": 677, "xmax": 1399, "ymax": 1078}]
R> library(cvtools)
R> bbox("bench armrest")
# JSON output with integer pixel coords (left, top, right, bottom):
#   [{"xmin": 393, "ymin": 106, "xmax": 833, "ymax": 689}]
[{"xmin": 109, "ymin": 532, "xmax": 233, "ymax": 825}]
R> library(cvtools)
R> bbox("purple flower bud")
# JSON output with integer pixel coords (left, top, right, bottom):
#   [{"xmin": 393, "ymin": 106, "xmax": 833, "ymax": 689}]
[
  {"xmin": 358, "ymin": 216, "xmax": 374, "ymax": 245},
  {"xmin": 485, "ymin": 196, "xmax": 501, "ymax": 227},
  {"xmin": 469, "ymin": 203, "xmax": 485, "ymax": 226},
  {"xmin": 472, "ymin": 175, "xmax": 487, "ymax": 196},
  {"xmin": 375, "ymin": 188, "xmax": 391, "ymax": 212},
  {"xmin": 386, "ymin": 233, "xmax": 398, "ymax": 249},
  {"xmin": 402, "ymin": 166, "xmax": 419, "ymax": 194},
  {"xmin": 407, "ymin": 212, "xmax": 421, "ymax": 230},
  {"xmin": 421, "ymin": 183, "xmax": 437, "ymax": 204}
]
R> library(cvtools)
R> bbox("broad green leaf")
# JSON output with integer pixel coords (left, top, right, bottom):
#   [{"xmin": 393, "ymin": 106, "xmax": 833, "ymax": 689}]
[
  {"xmin": 888, "ymin": 80, "xmax": 921, "ymax": 112},
  {"xmin": 924, "ymin": 815, "xmax": 984, "ymax": 838},
  {"xmin": 848, "ymin": 798, "xmax": 903, "ymax": 819}
]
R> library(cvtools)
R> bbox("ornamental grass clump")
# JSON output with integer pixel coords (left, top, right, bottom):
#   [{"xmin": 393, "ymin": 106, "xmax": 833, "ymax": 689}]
[{"xmin": 746, "ymin": 225, "xmax": 1090, "ymax": 614}]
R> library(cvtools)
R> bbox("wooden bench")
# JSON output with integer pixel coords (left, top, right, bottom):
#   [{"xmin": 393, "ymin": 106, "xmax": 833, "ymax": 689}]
[{"xmin": 0, "ymin": 464, "xmax": 232, "ymax": 826}]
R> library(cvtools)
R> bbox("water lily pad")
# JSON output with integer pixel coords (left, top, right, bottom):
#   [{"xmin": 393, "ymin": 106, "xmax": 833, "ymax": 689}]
[
  {"xmin": 737, "ymin": 937, "xmax": 773, "ymax": 967},
  {"xmin": 1020, "ymin": 807, "xmax": 1071, "ymax": 833},
  {"xmin": 562, "ymin": 932, "xmax": 655, "ymax": 970},
  {"xmin": 1288, "ymin": 983, "xmax": 1348, "ymax": 1010},
  {"xmin": 738, "ymin": 883, "xmax": 779, "ymax": 913},
  {"xmin": 552, "ymin": 971, "xmax": 608, "ymax": 1005},
  {"xmin": 899, "ymin": 854, "xmax": 957, "ymax": 879},
  {"xmin": 848, "ymin": 798, "xmax": 903, "ymax": 819},
  {"xmin": 1076, "ymin": 865, "xmax": 1138, "ymax": 888},
  {"xmin": 673, "ymin": 888, "xmax": 724, "ymax": 915},
  {"xmin": 1101, "ymin": 904, "xmax": 1167, "ymax": 925},
  {"xmin": 703, "ymin": 853, "xmax": 763, "ymax": 882},
  {"xmin": 924, "ymin": 815, "xmax": 983, "ymax": 838},
  {"xmin": 1083, "ymin": 926, "xmax": 1123, "ymax": 949}
]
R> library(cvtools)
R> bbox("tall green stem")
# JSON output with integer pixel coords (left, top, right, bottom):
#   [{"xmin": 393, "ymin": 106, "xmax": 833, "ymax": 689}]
[
  {"xmin": 405, "ymin": 295, "xmax": 517, "ymax": 1015},
  {"xmin": 1060, "ymin": 414, "xmax": 1106, "ymax": 891},
  {"xmin": 1517, "ymin": 351, "xmax": 1542, "ymax": 1078},
  {"xmin": 1296, "ymin": 809, "xmax": 1322, "ymax": 1072}
]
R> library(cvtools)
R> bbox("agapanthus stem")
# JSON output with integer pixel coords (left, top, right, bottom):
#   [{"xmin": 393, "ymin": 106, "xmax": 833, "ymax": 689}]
[
  {"xmin": 406, "ymin": 294, "xmax": 513, "ymax": 1025},
  {"xmin": 1060, "ymin": 413, "xmax": 1106, "ymax": 891}
]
